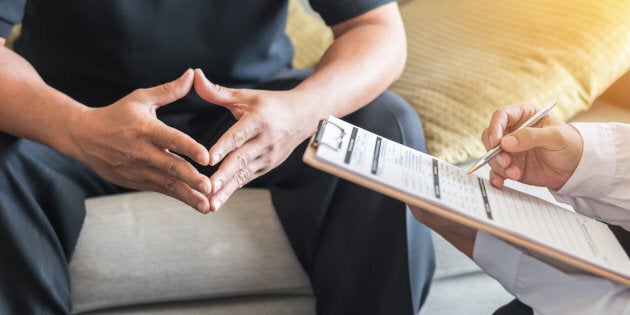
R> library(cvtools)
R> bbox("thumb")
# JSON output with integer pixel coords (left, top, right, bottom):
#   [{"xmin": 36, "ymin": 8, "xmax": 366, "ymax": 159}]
[
  {"xmin": 143, "ymin": 69, "xmax": 194, "ymax": 107},
  {"xmin": 501, "ymin": 126, "xmax": 567, "ymax": 153},
  {"xmin": 193, "ymin": 68, "xmax": 240, "ymax": 106}
]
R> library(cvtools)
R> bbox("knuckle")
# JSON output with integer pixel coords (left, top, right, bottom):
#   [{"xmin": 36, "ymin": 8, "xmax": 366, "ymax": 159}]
[
  {"xmin": 491, "ymin": 108, "xmax": 505, "ymax": 119},
  {"xmin": 132, "ymin": 88, "xmax": 154, "ymax": 104},
  {"xmin": 231, "ymin": 130, "xmax": 246, "ymax": 147},
  {"xmin": 159, "ymin": 81, "xmax": 176, "ymax": 96},
  {"xmin": 235, "ymin": 152, "xmax": 249, "ymax": 169},
  {"xmin": 167, "ymin": 161, "xmax": 179, "ymax": 176},
  {"xmin": 235, "ymin": 168, "xmax": 251, "ymax": 186},
  {"xmin": 166, "ymin": 133, "xmax": 180, "ymax": 152},
  {"xmin": 214, "ymin": 83, "xmax": 223, "ymax": 93},
  {"xmin": 255, "ymin": 166, "xmax": 270, "ymax": 176},
  {"xmin": 132, "ymin": 88, "xmax": 148, "ymax": 99},
  {"xmin": 155, "ymin": 181, "xmax": 167, "ymax": 195},
  {"xmin": 256, "ymin": 119, "xmax": 268, "ymax": 134},
  {"xmin": 162, "ymin": 176, "xmax": 178, "ymax": 193},
  {"xmin": 259, "ymin": 151, "xmax": 274, "ymax": 165}
]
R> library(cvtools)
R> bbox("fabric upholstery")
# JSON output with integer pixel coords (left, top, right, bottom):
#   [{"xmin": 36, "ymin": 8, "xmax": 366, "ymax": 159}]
[
  {"xmin": 286, "ymin": 0, "xmax": 333, "ymax": 69},
  {"xmin": 4, "ymin": 23, "xmax": 19, "ymax": 49},
  {"xmin": 287, "ymin": 0, "xmax": 630, "ymax": 163},
  {"xmin": 70, "ymin": 190, "xmax": 313, "ymax": 314},
  {"xmin": 77, "ymin": 296, "xmax": 316, "ymax": 315}
]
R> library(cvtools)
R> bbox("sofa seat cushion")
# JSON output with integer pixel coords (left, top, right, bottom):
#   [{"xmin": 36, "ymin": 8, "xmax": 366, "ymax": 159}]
[{"xmin": 69, "ymin": 189, "xmax": 313, "ymax": 313}]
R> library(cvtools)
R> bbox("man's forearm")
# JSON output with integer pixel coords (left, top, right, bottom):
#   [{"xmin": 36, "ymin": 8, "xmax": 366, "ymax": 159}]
[
  {"xmin": 0, "ymin": 44, "xmax": 86, "ymax": 155},
  {"xmin": 290, "ymin": 2, "xmax": 406, "ymax": 123}
]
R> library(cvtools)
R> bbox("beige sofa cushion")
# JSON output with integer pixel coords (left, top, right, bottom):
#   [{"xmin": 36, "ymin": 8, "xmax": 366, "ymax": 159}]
[
  {"xmin": 287, "ymin": 0, "xmax": 630, "ymax": 164},
  {"xmin": 70, "ymin": 190, "xmax": 313, "ymax": 314}
]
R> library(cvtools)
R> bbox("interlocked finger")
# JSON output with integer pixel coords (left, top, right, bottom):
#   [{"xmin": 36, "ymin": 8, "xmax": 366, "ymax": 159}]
[
  {"xmin": 150, "ymin": 147, "xmax": 211, "ymax": 194},
  {"xmin": 208, "ymin": 156, "xmax": 268, "ymax": 212},
  {"xmin": 149, "ymin": 123, "xmax": 209, "ymax": 165},
  {"xmin": 132, "ymin": 167, "xmax": 211, "ymax": 213},
  {"xmin": 210, "ymin": 136, "xmax": 267, "ymax": 193},
  {"xmin": 209, "ymin": 117, "xmax": 264, "ymax": 166}
]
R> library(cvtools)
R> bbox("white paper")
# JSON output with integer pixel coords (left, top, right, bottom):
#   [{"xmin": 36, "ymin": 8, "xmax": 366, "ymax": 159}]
[{"xmin": 314, "ymin": 116, "xmax": 630, "ymax": 278}]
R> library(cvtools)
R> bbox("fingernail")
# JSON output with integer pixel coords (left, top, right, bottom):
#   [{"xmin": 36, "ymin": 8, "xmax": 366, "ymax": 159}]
[
  {"xmin": 213, "ymin": 198, "xmax": 222, "ymax": 212},
  {"xmin": 201, "ymin": 180, "xmax": 212, "ymax": 195},
  {"xmin": 492, "ymin": 177, "xmax": 501, "ymax": 188},
  {"xmin": 198, "ymin": 201, "xmax": 208, "ymax": 213},
  {"xmin": 495, "ymin": 154, "xmax": 505, "ymax": 167},
  {"xmin": 197, "ymin": 151, "xmax": 210, "ymax": 166},
  {"xmin": 211, "ymin": 152, "xmax": 221, "ymax": 166},
  {"xmin": 213, "ymin": 179, "xmax": 222, "ymax": 192},
  {"xmin": 507, "ymin": 168, "xmax": 518, "ymax": 180}
]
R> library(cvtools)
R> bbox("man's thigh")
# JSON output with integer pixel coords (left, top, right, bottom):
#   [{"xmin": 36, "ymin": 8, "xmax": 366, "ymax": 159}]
[{"xmin": 0, "ymin": 133, "xmax": 119, "ymax": 314}]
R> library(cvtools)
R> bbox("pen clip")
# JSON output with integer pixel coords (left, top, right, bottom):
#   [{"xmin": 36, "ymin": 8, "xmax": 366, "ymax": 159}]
[{"xmin": 312, "ymin": 119, "xmax": 346, "ymax": 151}]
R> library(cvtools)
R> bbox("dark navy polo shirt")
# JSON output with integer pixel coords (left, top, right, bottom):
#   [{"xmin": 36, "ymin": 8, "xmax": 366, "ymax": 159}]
[{"xmin": 0, "ymin": 0, "xmax": 392, "ymax": 107}]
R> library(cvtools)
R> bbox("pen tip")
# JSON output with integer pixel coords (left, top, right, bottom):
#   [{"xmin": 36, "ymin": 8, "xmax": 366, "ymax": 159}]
[{"xmin": 467, "ymin": 164, "xmax": 479, "ymax": 175}]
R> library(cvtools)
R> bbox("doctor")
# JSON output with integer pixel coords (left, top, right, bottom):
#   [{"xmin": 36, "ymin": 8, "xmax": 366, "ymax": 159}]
[{"xmin": 410, "ymin": 103, "xmax": 630, "ymax": 314}]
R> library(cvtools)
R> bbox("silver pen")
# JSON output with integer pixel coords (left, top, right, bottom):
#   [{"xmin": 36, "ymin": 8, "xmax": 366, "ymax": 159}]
[{"xmin": 467, "ymin": 102, "xmax": 558, "ymax": 175}]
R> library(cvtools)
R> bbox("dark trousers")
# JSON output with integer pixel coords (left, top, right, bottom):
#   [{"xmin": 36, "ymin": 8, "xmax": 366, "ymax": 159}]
[
  {"xmin": 0, "ymin": 69, "xmax": 435, "ymax": 315},
  {"xmin": 493, "ymin": 300, "xmax": 533, "ymax": 315}
]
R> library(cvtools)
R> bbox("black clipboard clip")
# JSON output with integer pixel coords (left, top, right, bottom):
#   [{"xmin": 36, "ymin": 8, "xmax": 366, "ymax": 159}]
[{"xmin": 312, "ymin": 119, "xmax": 346, "ymax": 151}]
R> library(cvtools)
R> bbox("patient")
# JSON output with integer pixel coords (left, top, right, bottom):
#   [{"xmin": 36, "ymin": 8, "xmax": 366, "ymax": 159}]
[
  {"xmin": 0, "ymin": 1, "xmax": 435, "ymax": 314},
  {"xmin": 410, "ymin": 103, "xmax": 630, "ymax": 314}
]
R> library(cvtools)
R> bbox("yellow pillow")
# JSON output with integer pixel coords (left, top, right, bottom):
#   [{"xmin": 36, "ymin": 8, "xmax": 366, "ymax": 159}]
[
  {"xmin": 286, "ymin": 0, "xmax": 333, "ymax": 69},
  {"xmin": 287, "ymin": 0, "xmax": 630, "ymax": 164},
  {"xmin": 393, "ymin": 0, "xmax": 630, "ymax": 163},
  {"xmin": 5, "ymin": 24, "xmax": 21, "ymax": 49}
]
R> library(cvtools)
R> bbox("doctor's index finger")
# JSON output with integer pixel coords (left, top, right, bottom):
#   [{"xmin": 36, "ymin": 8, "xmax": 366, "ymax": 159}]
[{"xmin": 487, "ymin": 104, "xmax": 540, "ymax": 146}]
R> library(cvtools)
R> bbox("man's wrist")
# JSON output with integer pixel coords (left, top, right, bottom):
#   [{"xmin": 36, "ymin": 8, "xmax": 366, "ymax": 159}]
[{"xmin": 49, "ymin": 97, "xmax": 91, "ymax": 159}]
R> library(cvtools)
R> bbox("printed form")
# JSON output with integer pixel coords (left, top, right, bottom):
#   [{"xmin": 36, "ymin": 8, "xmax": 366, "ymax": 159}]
[{"xmin": 312, "ymin": 116, "xmax": 630, "ymax": 280}]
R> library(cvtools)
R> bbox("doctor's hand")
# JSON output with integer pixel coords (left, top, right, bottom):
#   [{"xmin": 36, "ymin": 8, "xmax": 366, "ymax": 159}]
[
  {"xmin": 409, "ymin": 206, "xmax": 477, "ymax": 258},
  {"xmin": 193, "ymin": 69, "xmax": 317, "ymax": 212},
  {"xmin": 481, "ymin": 103, "xmax": 583, "ymax": 190},
  {"xmin": 67, "ymin": 69, "xmax": 213, "ymax": 213}
]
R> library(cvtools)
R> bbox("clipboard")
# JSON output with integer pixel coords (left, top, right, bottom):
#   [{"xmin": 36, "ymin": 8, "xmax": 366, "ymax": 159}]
[{"xmin": 303, "ymin": 115, "xmax": 630, "ymax": 286}]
